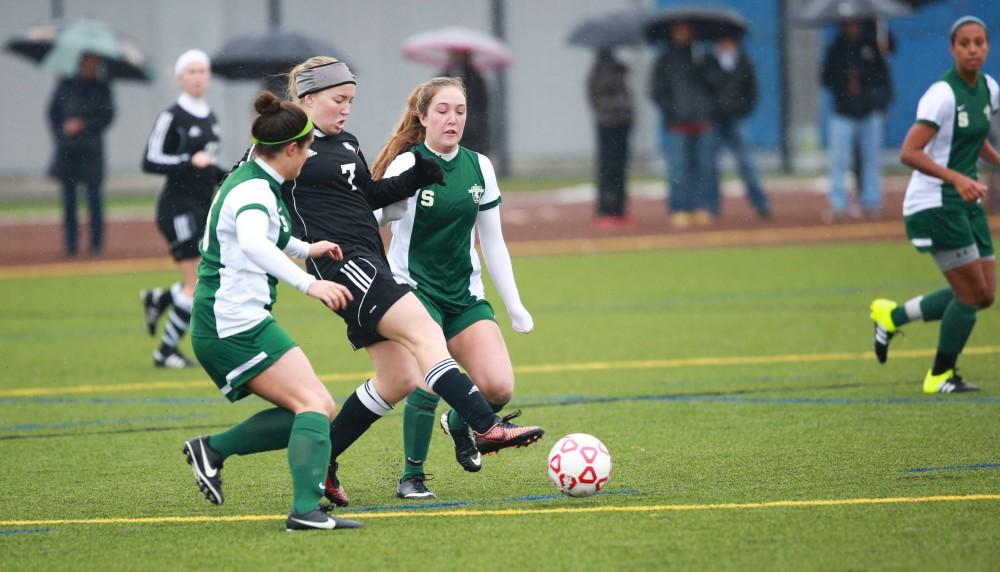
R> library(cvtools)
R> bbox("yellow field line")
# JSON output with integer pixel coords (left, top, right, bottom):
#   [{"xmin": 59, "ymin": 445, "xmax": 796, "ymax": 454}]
[
  {"xmin": 2, "ymin": 493, "xmax": 998, "ymax": 527},
  {"xmin": 2, "ymin": 345, "xmax": 999, "ymax": 398}
]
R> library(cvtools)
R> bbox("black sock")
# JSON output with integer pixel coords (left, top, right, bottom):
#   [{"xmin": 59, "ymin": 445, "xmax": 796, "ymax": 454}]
[
  {"xmin": 931, "ymin": 352, "xmax": 957, "ymax": 376},
  {"xmin": 328, "ymin": 380, "xmax": 392, "ymax": 461},
  {"xmin": 425, "ymin": 358, "xmax": 497, "ymax": 433}
]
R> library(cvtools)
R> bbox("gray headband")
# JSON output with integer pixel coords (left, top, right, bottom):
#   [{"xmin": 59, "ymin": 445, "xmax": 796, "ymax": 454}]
[
  {"xmin": 950, "ymin": 15, "xmax": 987, "ymax": 39},
  {"xmin": 296, "ymin": 61, "xmax": 356, "ymax": 98}
]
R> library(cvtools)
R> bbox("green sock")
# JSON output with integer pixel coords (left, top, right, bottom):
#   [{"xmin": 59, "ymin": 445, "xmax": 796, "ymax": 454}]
[
  {"xmin": 449, "ymin": 399, "xmax": 506, "ymax": 433},
  {"xmin": 919, "ymin": 288, "xmax": 954, "ymax": 322},
  {"xmin": 938, "ymin": 298, "xmax": 978, "ymax": 356},
  {"xmin": 402, "ymin": 388, "xmax": 439, "ymax": 480},
  {"xmin": 207, "ymin": 407, "xmax": 294, "ymax": 460},
  {"xmin": 288, "ymin": 412, "xmax": 331, "ymax": 515},
  {"xmin": 892, "ymin": 288, "xmax": 954, "ymax": 327}
]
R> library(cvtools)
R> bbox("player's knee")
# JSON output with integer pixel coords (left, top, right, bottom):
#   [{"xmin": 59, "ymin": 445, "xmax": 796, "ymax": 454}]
[
  {"xmin": 978, "ymin": 290, "xmax": 995, "ymax": 309},
  {"xmin": 480, "ymin": 377, "xmax": 514, "ymax": 404}
]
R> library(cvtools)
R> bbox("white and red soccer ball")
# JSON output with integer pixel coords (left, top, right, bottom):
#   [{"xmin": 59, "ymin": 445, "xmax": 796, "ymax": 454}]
[{"xmin": 547, "ymin": 433, "xmax": 611, "ymax": 497}]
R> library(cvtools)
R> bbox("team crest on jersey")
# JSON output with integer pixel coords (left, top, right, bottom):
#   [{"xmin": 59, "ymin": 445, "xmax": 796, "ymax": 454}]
[
  {"xmin": 342, "ymin": 142, "xmax": 357, "ymax": 154},
  {"xmin": 188, "ymin": 125, "xmax": 202, "ymax": 138},
  {"xmin": 468, "ymin": 184, "xmax": 485, "ymax": 204}
]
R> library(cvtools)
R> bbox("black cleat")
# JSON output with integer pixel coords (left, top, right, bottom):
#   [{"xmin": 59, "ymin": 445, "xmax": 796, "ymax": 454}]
[
  {"xmin": 396, "ymin": 474, "xmax": 436, "ymax": 500},
  {"xmin": 154, "ymin": 348, "xmax": 198, "ymax": 369},
  {"xmin": 183, "ymin": 436, "xmax": 224, "ymax": 505},
  {"xmin": 474, "ymin": 410, "xmax": 544, "ymax": 455},
  {"xmin": 323, "ymin": 461, "xmax": 349, "ymax": 507},
  {"xmin": 286, "ymin": 509, "xmax": 363, "ymax": 531},
  {"xmin": 440, "ymin": 410, "xmax": 482, "ymax": 472},
  {"xmin": 140, "ymin": 288, "xmax": 170, "ymax": 336}
]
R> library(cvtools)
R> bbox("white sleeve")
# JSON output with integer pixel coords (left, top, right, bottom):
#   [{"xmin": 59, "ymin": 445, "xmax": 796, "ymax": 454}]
[
  {"xmin": 236, "ymin": 209, "xmax": 316, "ymax": 294},
  {"xmin": 477, "ymin": 153, "xmax": 501, "ymax": 207},
  {"xmin": 986, "ymin": 74, "xmax": 1000, "ymax": 114},
  {"xmin": 915, "ymin": 82, "xmax": 955, "ymax": 129},
  {"xmin": 477, "ymin": 207, "xmax": 533, "ymax": 333},
  {"xmin": 282, "ymin": 236, "xmax": 310, "ymax": 259},
  {"xmin": 374, "ymin": 152, "xmax": 417, "ymax": 225}
]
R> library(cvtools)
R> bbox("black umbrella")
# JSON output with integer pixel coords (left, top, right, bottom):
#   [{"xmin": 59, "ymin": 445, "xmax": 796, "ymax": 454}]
[
  {"xmin": 4, "ymin": 21, "xmax": 152, "ymax": 82},
  {"xmin": 211, "ymin": 31, "xmax": 349, "ymax": 80},
  {"xmin": 568, "ymin": 10, "xmax": 648, "ymax": 49},
  {"xmin": 795, "ymin": 0, "xmax": 912, "ymax": 26},
  {"xmin": 644, "ymin": 6, "xmax": 749, "ymax": 43}
]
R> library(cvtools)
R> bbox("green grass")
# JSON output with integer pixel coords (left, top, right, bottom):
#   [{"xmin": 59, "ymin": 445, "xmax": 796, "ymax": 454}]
[{"xmin": 1, "ymin": 241, "xmax": 999, "ymax": 571}]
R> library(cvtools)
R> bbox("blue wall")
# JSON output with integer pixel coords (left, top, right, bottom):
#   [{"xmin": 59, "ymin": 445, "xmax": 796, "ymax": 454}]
[{"xmin": 654, "ymin": 0, "xmax": 1000, "ymax": 151}]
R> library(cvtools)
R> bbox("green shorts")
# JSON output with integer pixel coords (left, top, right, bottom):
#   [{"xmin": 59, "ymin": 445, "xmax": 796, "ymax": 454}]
[
  {"xmin": 413, "ymin": 291, "xmax": 496, "ymax": 340},
  {"xmin": 192, "ymin": 317, "xmax": 297, "ymax": 402},
  {"xmin": 904, "ymin": 202, "xmax": 994, "ymax": 257}
]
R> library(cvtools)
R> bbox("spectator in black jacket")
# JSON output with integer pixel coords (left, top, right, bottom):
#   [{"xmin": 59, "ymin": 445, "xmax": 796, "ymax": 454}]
[
  {"xmin": 650, "ymin": 21, "xmax": 718, "ymax": 228},
  {"xmin": 703, "ymin": 37, "xmax": 770, "ymax": 219},
  {"xmin": 821, "ymin": 17, "xmax": 893, "ymax": 222},
  {"xmin": 47, "ymin": 53, "xmax": 114, "ymax": 256},
  {"xmin": 588, "ymin": 49, "xmax": 635, "ymax": 229}
]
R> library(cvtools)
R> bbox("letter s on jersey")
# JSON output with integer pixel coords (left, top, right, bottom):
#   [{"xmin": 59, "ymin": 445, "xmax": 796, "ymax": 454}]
[{"xmin": 420, "ymin": 189, "xmax": 435, "ymax": 207}]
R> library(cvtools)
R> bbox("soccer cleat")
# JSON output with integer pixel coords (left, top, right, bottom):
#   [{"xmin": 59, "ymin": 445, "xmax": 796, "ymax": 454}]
[
  {"xmin": 154, "ymin": 348, "xmax": 198, "ymax": 369},
  {"xmin": 183, "ymin": 436, "xmax": 224, "ymax": 505},
  {"xmin": 923, "ymin": 369, "xmax": 980, "ymax": 395},
  {"xmin": 870, "ymin": 298, "xmax": 898, "ymax": 364},
  {"xmin": 440, "ymin": 410, "xmax": 482, "ymax": 472},
  {"xmin": 396, "ymin": 474, "xmax": 436, "ymax": 500},
  {"xmin": 286, "ymin": 509, "xmax": 363, "ymax": 531},
  {"xmin": 140, "ymin": 288, "xmax": 169, "ymax": 336},
  {"xmin": 323, "ymin": 461, "xmax": 349, "ymax": 507},
  {"xmin": 474, "ymin": 410, "xmax": 544, "ymax": 455}
]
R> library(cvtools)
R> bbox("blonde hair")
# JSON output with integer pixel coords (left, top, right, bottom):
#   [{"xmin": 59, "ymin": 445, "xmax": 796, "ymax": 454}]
[
  {"xmin": 286, "ymin": 56, "xmax": 340, "ymax": 100},
  {"xmin": 371, "ymin": 77, "xmax": 466, "ymax": 179}
]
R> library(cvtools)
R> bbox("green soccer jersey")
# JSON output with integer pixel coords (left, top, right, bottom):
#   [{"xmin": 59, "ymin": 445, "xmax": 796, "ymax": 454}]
[
  {"xmin": 192, "ymin": 157, "xmax": 294, "ymax": 338},
  {"xmin": 903, "ymin": 68, "xmax": 999, "ymax": 216},
  {"xmin": 385, "ymin": 144, "xmax": 501, "ymax": 313}
]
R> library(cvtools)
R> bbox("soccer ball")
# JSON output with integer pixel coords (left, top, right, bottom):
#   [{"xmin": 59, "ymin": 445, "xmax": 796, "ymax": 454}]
[{"xmin": 547, "ymin": 433, "xmax": 611, "ymax": 497}]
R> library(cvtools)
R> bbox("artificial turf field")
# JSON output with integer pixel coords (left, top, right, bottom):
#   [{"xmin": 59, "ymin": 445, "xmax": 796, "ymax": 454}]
[{"xmin": 1, "ymin": 240, "xmax": 998, "ymax": 571}]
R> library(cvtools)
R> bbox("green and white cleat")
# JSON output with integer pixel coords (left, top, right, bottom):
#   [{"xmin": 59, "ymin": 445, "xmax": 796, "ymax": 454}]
[{"xmin": 869, "ymin": 298, "xmax": 898, "ymax": 364}]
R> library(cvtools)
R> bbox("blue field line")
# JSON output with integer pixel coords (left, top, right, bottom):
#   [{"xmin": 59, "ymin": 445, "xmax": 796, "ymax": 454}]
[
  {"xmin": 0, "ymin": 413, "xmax": 211, "ymax": 432},
  {"xmin": 0, "ymin": 396, "xmax": 220, "ymax": 406},
  {"xmin": 344, "ymin": 489, "xmax": 640, "ymax": 514},
  {"xmin": 519, "ymin": 394, "xmax": 1000, "ymax": 407},
  {"xmin": 0, "ymin": 528, "xmax": 49, "ymax": 535},
  {"xmin": 900, "ymin": 463, "xmax": 1000, "ymax": 474}
]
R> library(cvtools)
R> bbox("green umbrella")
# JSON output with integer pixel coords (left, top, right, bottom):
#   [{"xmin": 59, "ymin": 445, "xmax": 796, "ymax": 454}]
[{"xmin": 40, "ymin": 19, "xmax": 152, "ymax": 81}]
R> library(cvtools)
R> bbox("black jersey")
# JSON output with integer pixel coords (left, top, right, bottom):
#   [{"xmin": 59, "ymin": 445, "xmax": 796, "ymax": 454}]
[
  {"xmin": 283, "ymin": 128, "xmax": 422, "ymax": 269},
  {"xmin": 142, "ymin": 98, "xmax": 224, "ymax": 206}
]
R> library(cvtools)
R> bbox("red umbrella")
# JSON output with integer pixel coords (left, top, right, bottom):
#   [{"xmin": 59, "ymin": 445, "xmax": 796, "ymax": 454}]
[{"xmin": 402, "ymin": 26, "xmax": 512, "ymax": 71}]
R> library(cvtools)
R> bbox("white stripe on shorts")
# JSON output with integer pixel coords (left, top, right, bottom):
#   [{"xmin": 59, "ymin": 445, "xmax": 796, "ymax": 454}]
[
  {"xmin": 220, "ymin": 351, "xmax": 267, "ymax": 396},
  {"xmin": 911, "ymin": 238, "xmax": 932, "ymax": 248}
]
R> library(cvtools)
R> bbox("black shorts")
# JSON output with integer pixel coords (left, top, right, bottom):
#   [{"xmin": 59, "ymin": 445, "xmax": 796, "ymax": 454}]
[
  {"xmin": 156, "ymin": 194, "xmax": 209, "ymax": 261},
  {"xmin": 308, "ymin": 254, "xmax": 411, "ymax": 350}
]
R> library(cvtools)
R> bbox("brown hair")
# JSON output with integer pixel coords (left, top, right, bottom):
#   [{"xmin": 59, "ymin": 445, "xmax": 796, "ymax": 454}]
[
  {"xmin": 286, "ymin": 56, "xmax": 340, "ymax": 100},
  {"xmin": 371, "ymin": 77, "xmax": 466, "ymax": 179},
  {"xmin": 251, "ymin": 91, "xmax": 311, "ymax": 157}
]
